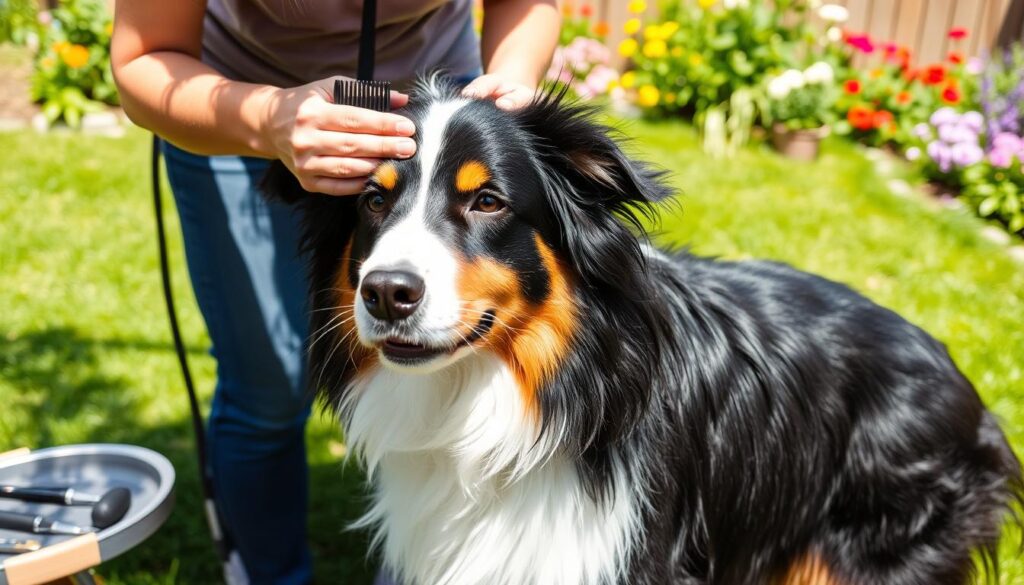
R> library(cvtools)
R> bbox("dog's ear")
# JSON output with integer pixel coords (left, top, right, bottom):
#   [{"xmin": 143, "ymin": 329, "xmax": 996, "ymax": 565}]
[
  {"xmin": 259, "ymin": 160, "xmax": 308, "ymax": 204},
  {"xmin": 513, "ymin": 89, "xmax": 674, "ymax": 290}
]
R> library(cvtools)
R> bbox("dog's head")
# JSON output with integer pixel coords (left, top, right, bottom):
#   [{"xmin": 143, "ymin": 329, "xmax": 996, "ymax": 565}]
[{"xmin": 265, "ymin": 79, "xmax": 673, "ymax": 443}]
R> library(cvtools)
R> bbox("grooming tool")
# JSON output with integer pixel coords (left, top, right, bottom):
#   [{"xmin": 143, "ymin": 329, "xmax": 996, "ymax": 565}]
[
  {"xmin": 0, "ymin": 485, "xmax": 131, "ymax": 529},
  {"xmin": 0, "ymin": 537, "xmax": 41, "ymax": 555},
  {"xmin": 333, "ymin": 79, "xmax": 392, "ymax": 112},
  {"xmin": 0, "ymin": 510, "xmax": 91, "ymax": 536}
]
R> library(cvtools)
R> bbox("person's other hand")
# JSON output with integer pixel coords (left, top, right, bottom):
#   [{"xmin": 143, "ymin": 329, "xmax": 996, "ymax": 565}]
[
  {"xmin": 461, "ymin": 74, "xmax": 536, "ymax": 110},
  {"xmin": 261, "ymin": 77, "xmax": 416, "ymax": 196}
]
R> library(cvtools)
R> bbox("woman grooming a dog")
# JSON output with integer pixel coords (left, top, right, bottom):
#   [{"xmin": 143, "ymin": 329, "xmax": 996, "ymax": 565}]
[{"xmin": 110, "ymin": 1, "xmax": 558, "ymax": 582}]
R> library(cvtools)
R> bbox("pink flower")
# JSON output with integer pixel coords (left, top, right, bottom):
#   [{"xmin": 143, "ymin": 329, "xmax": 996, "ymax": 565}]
[
  {"xmin": 579, "ymin": 65, "xmax": 618, "ymax": 99},
  {"xmin": 844, "ymin": 33, "xmax": 875, "ymax": 54}
]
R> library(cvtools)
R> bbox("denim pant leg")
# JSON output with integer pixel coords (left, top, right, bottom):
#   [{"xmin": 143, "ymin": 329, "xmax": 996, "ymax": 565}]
[{"xmin": 161, "ymin": 141, "xmax": 313, "ymax": 585}]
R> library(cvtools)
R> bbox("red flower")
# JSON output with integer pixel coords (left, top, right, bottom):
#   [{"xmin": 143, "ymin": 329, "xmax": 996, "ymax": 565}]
[
  {"xmin": 848, "ymin": 104, "xmax": 875, "ymax": 131},
  {"xmin": 872, "ymin": 109, "xmax": 895, "ymax": 130},
  {"xmin": 844, "ymin": 79, "xmax": 862, "ymax": 95},
  {"xmin": 903, "ymin": 67, "xmax": 918, "ymax": 82},
  {"xmin": 948, "ymin": 27, "xmax": 968, "ymax": 40},
  {"xmin": 941, "ymin": 83, "xmax": 961, "ymax": 104},
  {"xmin": 895, "ymin": 90, "xmax": 913, "ymax": 105},
  {"xmin": 580, "ymin": 3, "xmax": 593, "ymax": 16},
  {"xmin": 947, "ymin": 50, "xmax": 964, "ymax": 64},
  {"xmin": 923, "ymin": 64, "xmax": 946, "ymax": 85}
]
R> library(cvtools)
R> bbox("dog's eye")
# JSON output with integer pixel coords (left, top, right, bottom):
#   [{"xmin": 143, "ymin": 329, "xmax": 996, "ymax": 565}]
[
  {"xmin": 366, "ymin": 192, "xmax": 387, "ymax": 213},
  {"xmin": 471, "ymin": 192, "xmax": 506, "ymax": 214}
]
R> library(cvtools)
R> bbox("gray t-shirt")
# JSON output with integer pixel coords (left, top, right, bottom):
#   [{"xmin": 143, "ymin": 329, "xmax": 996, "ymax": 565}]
[{"xmin": 202, "ymin": 0, "xmax": 481, "ymax": 90}]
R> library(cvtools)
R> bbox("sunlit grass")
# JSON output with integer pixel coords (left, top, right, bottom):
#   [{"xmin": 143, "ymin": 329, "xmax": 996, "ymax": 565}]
[{"xmin": 1, "ymin": 120, "xmax": 1021, "ymax": 582}]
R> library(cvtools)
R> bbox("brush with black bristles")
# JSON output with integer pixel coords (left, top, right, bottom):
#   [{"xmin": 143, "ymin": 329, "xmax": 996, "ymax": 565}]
[{"xmin": 334, "ymin": 78, "xmax": 392, "ymax": 112}]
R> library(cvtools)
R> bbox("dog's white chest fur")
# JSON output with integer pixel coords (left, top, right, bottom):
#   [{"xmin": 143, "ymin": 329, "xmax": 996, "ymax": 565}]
[{"xmin": 341, "ymin": 353, "xmax": 640, "ymax": 585}]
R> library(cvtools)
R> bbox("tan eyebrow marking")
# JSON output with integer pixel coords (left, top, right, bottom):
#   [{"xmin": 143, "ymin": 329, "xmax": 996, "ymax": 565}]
[
  {"xmin": 455, "ymin": 160, "xmax": 491, "ymax": 193},
  {"xmin": 373, "ymin": 162, "xmax": 398, "ymax": 190}
]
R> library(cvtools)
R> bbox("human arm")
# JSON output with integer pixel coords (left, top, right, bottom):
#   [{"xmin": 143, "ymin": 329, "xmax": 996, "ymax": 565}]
[
  {"xmin": 462, "ymin": 0, "xmax": 560, "ymax": 109},
  {"xmin": 110, "ymin": 0, "xmax": 416, "ymax": 195}
]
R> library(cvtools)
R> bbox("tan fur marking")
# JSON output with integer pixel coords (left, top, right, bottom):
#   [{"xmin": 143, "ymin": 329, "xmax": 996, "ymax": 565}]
[
  {"xmin": 778, "ymin": 553, "xmax": 843, "ymax": 585},
  {"xmin": 373, "ymin": 162, "xmax": 398, "ymax": 190},
  {"xmin": 455, "ymin": 234, "xmax": 577, "ymax": 415},
  {"xmin": 332, "ymin": 236, "xmax": 376, "ymax": 376},
  {"xmin": 455, "ymin": 160, "xmax": 491, "ymax": 192}
]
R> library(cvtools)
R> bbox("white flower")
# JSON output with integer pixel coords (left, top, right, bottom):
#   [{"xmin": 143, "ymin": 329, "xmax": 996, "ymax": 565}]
[
  {"xmin": 818, "ymin": 3, "xmax": 849, "ymax": 23},
  {"xmin": 723, "ymin": 0, "xmax": 749, "ymax": 8},
  {"xmin": 826, "ymin": 26, "xmax": 842, "ymax": 42},
  {"xmin": 803, "ymin": 61, "xmax": 834, "ymax": 85},
  {"xmin": 767, "ymin": 75, "xmax": 792, "ymax": 100},
  {"xmin": 779, "ymin": 69, "xmax": 806, "ymax": 90},
  {"xmin": 905, "ymin": 146, "xmax": 922, "ymax": 161}
]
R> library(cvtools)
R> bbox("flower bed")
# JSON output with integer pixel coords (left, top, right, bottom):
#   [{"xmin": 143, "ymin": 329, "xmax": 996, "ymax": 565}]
[
  {"xmin": 603, "ymin": 0, "xmax": 1022, "ymax": 239},
  {"xmin": 30, "ymin": 0, "xmax": 118, "ymax": 128}
]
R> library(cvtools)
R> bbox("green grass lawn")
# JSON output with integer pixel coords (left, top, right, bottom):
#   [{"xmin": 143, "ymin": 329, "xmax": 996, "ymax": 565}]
[{"xmin": 1, "ymin": 120, "xmax": 1022, "ymax": 583}]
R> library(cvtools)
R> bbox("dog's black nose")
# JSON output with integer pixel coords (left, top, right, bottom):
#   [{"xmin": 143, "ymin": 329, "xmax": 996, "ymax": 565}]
[{"xmin": 360, "ymin": 270, "xmax": 425, "ymax": 321}]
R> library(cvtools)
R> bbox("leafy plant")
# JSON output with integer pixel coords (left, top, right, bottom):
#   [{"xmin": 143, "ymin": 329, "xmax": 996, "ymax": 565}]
[
  {"xmin": 619, "ymin": 0, "xmax": 813, "ymax": 156},
  {"xmin": 30, "ymin": 0, "xmax": 118, "ymax": 128},
  {"xmin": 545, "ymin": 3, "xmax": 618, "ymax": 101},
  {"xmin": 0, "ymin": 0, "xmax": 39, "ymax": 45},
  {"xmin": 832, "ymin": 27, "xmax": 975, "ymax": 148},
  {"xmin": 764, "ymin": 62, "xmax": 837, "ymax": 130}
]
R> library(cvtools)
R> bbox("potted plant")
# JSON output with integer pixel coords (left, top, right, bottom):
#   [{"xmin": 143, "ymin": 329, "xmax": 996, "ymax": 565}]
[{"xmin": 764, "ymin": 62, "xmax": 837, "ymax": 161}]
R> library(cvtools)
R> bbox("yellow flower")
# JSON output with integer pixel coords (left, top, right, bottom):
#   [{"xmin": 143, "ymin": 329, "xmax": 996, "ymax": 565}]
[
  {"xmin": 620, "ymin": 71, "xmax": 637, "ymax": 88},
  {"xmin": 104, "ymin": 22, "xmax": 113, "ymax": 36},
  {"xmin": 623, "ymin": 18, "xmax": 641, "ymax": 35},
  {"xmin": 51, "ymin": 40, "xmax": 69, "ymax": 54},
  {"xmin": 627, "ymin": 0, "xmax": 647, "ymax": 14},
  {"xmin": 637, "ymin": 84, "xmax": 660, "ymax": 107},
  {"xmin": 698, "ymin": 0, "xmax": 717, "ymax": 7},
  {"xmin": 688, "ymin": 53, "xmax": 704, "ymax": 66},
  {"xmin": 643, "ymin": 39, "xmax": 667, "ymax": 58},
  {"xmin": 665, "ymin": 92, "xmax": 677, "ymax": 104},
  {"xmin": 671, "ymin": 47, "xmax": 684, "ymax": 57},
  {"xmin": 643, "ymin": 25, "xmax": 663, "ymax": 40},
  {"xmin": 618, "ymin": 38, "xmax": 638, "ymax": 58},
  {"xmin": 60, "ymin": 44, "xmax": 90, "ymax": 69},
  {"xmin": 660, "ymin": 21, "xmax": 680, "ymax": 37},
  {"xmin": 606, "ymin": 78, "xmax": 620, "ymax": 91}
]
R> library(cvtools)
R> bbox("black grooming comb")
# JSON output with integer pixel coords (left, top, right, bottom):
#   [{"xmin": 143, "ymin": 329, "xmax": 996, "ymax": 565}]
[{"xmin": 334, "ymin": 79, "xmax": 392, "ymax": 112}]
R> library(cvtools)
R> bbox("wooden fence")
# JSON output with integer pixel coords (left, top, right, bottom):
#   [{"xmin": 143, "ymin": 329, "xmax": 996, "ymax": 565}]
[{"xmin": 591, "ymin": 0, "xmax": 1024, "ymax": 65}]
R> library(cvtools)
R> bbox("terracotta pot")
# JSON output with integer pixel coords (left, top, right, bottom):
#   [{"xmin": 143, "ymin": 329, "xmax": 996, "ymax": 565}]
[{"xmin": 770, "ymin": 124, "xmax": 830, "ymax": 161}]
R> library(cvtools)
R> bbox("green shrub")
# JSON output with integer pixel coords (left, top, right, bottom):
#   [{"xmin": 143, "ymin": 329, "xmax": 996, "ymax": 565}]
[
  {"xmin": 0, "ymin": 0, "xmax": 39, "ymax": 45},
  {"xmin": 31, "ymin": 0, "xmax": 118, "ymax": 128},
  {"xmin": 619, "ymin": 0, "xmax": 812, "ymax": 155}
]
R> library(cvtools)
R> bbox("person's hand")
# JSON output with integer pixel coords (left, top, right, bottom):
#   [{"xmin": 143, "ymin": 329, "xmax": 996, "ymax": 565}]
[
  {"xmin": 461, "ymin": 74, "xmax": 536, "ymax": 110},
  {"xmin": 260, "ymin": 77, "xmax": 416, "ymax": 196}
]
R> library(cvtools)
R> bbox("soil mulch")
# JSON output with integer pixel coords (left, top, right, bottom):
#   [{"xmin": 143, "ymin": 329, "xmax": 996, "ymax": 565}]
[{"xmin": 0, "ymin": 44, "xmax": 39, "ymax": 126}]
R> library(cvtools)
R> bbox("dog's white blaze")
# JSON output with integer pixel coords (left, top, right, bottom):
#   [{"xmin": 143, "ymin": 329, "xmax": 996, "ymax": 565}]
[
  {"xmin": 356, "ymin": 96, "xmax": 470, "ymax": 357},
  {"xmin": 342, "ymin": 353, "xmax": 642, "ymax": 585}
]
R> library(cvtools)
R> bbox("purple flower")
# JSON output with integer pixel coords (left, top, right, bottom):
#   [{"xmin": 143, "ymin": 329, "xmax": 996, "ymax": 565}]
[
  {"xmin": 950, "ymin": 142, "xmax": 985, "ymax": 168},
  {"xmin": 937, "ymin": 122, "xmax": 977, "ymax": 146},
  {"xmin": 930, "ymin": 107, "xmax": 959, "ymax": 127},
  {"xmin": 913, "ymin": 123, "xmax": 932, "ymax": 140},
  {"xmin": 927, "ymin": 141, "xmax": 953, "ymax": 173},
  {"xmin": 961, "ymin": 111, "xmax": 984, "ymax": 133}
]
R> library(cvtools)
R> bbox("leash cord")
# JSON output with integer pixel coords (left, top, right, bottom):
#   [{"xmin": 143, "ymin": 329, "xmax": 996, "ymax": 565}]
[{"xmin": 151, "ymin": 135, "xmax": 234, "ymax": 564}]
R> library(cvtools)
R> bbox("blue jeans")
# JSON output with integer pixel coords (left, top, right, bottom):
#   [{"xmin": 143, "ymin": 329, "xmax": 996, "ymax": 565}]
[{"xmin": 162, "ymin": 142, "xmax": 314, "ymax": 585}]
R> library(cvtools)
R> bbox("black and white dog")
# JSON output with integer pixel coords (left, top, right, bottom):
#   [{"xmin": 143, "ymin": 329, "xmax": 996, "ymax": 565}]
[{"xmin": 262, "ymin": 80, "xmax": 1021, "ymax": 585}]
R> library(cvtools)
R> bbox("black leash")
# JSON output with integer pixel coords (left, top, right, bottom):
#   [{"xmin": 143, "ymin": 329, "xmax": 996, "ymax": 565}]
[{"xmin": 151, "ymin": 136, "xmax": 241, "ymax": 582}]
